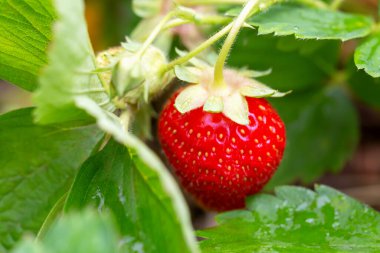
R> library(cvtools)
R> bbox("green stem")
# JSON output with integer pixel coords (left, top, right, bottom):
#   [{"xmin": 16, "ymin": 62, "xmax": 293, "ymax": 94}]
[
  {"xmin": 330, "ymin": 0, "xmax": 344, "ymax": 9},
  {"xmin": 176, "ymin": 0, "xmax": 327, "ymax": 9},
  {"xmin": 138, "ymin": 8, "xmax": 232, "ymax": 55},
  {"xmin": 160, "ymin": 23, "xmax": 233, "ymax": 73},
  {"xmin": 164, "ymin": 19, "xmax": 193, "ymax": 30},
  {"xmin": 299, "ymin": 0, "xmax": 328, "ymax": 9},
  {"xmin": 193, "ymin": 14, "xmax": 232, "ymax": 25},
  {"xmin": 163, "ymin": 14, "xmax": 231, "ymax": 30},
  {"xmin": 176, "ymin": 0, "xmax": 246, "ymax": 6},
  {"xmin": 213, "ymin": 0, "xmax": 258, "ymax": 90},
  {"xmin": 137, "ymin": 11, "xmax": 176, "ymax": 56}
]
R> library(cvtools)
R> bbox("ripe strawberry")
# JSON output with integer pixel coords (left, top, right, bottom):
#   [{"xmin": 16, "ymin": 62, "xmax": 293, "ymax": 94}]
[{"xmin": 158, "ymin": 90, "xmax": 286, "ymax": 211}]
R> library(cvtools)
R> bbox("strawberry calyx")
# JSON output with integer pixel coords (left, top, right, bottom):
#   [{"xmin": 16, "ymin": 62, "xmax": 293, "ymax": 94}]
[{"xmin": 173, "ymin": 57, "xmax": 290, "ymax": 125}]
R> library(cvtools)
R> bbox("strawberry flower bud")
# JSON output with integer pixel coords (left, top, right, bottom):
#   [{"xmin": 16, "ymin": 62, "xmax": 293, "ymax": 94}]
[
  {"xmin": 113, "ymin": 55, "xmax": 144, "ymax": 96},
  {"xmin": 96, "ymin": 39, "xmax": 173, "ymax": 104}
]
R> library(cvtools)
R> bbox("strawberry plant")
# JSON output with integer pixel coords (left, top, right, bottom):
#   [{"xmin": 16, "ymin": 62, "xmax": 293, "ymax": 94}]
[{"xmin": 1, "ymin": 0, "xmax": 380, "ymax": 252}]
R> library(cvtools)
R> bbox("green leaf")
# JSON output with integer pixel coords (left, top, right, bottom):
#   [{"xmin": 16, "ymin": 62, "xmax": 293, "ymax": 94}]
[
  {"xmin": 229, "ymin": 31, "xmax": 357, "ymax": 187},
  {"xmin": 68, "ymin": 97, "xmax": 199, "ymax": 253},
  {"xmin": 0, "ymin": 108, "xmax": 104, "ymax": 251},
  {"xmin": 0, "ymin": 0, "xmax": 55, "ymax": 91},
  {"xmin": 348, "ymin": 60, "xmax": 380, "ymax": 109},
  {"xmin": 354, "ymin": 32, "xmax": 380, "ymax": 78},
  {"xmin": 198, "ymin": 185, "xmax": 380, "ymax": 253},
  {"xmin": 267, "ymin": 87, "xmax": 359, "ymax": 187},
  {"xmin": 33, "ymin": 0, "xmax": 113, "ymax": 125},
  {"xmin": 229, "ymin": 31, "xmax": 340, "ymax": 91},
  {"xmin": 12, "ymin": 210, "xmax": 119, "ymax": 253},
  {"xmin": 247, "ymin": 3, "xmax": 373, "ymax": 41},
  {"xmin": 101, "ymin": 1, "xmax": 140, "ymax": 49},
  {"xmin": 65, "ymin": 139, "xmax": 194, "ymax": 252}
]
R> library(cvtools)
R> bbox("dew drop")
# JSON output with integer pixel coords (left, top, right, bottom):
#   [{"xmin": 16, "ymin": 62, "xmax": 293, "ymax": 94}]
[{"xmin": 92, "ymin": 188, "xmax": 105, "ymax": 213}]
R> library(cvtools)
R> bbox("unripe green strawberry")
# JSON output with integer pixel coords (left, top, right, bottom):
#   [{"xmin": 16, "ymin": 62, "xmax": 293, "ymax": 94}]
[{"xmin": 158, "ymin": 89, "xmax": 286, "ymax": 211}]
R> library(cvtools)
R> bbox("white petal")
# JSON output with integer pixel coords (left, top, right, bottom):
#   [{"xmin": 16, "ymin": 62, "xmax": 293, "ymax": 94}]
[
  {"xmin": 175, "ymin": 85, "xmax": 208, "ymax": 113},
  {"xmin": 223, "ymin": 92, "xmax": 249, "ymax": 125}
]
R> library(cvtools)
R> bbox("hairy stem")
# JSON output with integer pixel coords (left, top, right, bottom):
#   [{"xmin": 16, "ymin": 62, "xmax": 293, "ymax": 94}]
[
  {"xmin": 137, "ymin": 11, "xmax": 176, "ymax": 56},
  {"xmin": 330, "ymin": 0, "xmax": 344, "ymax": 10},
  {"xmin": 164, "ymin": 14, "xmax": 231, "ymax": 30},
  {"xmin": 213, "ymin": 0, "xmax": 258, "ymax": 90},
  {"xmin": 160, "ymin": 23, "xmax": 233, "ymax": 73},
  {"xmin": 176, "ymin": 0, "xmax": 327, "ymax": 9},
  {"xmin": 176, "ymin": 0, "xmax": 246, "ymax": 5},
  {"xmin": 299, "ymin": 0, "xmax": 328, "ymax": 9}
]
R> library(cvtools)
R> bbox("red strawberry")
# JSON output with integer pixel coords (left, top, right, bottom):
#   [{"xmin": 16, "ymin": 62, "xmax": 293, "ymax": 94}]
[{"xmin": 158, "ymin": 89, "xmax": 286, "ymax": 211}]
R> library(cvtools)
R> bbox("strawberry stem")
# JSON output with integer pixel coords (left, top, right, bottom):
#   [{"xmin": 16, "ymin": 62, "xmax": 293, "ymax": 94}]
[
  {"xmin": 160, "ymin": 23, "xmax": 233, "ymax": 74},
  {"xmin": 137, "ymin": 11, "xmax": 177, "ymax": 57},
  {"xmin": 212, "ymin": 0, "xmax": 258, "ymax": 90},
  {"xmin": 176, "ymin": 0, "xmax": 247, "ymax": 5},
  {"xmin": 163, "ymin": 13, "xmax": 231, "ymax": 30},
  {"xmin": 176, "ymin": 0, "xmax": 327, "ymax": 8},
  {"xmin": 330, "ymin": 0, "xmax": 343, "ymax": 9},
  {"xmin": 137, "ymin": 8, "xmax": 232, "ymax": 60}
]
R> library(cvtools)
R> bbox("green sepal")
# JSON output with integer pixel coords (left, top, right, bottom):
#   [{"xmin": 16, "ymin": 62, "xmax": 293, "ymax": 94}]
[
  {"xmin": 223, "ymin": 93, "xmax": 249, "ymax": 125},
  {"xmin": 240, "ymin": 80, "xmax": 290, "ymax": 98},
  {"xmin": 240, "ymin": 68, "xmax": 272, "ymax": 78},
  {"xmin": 174, "ymin": 66, "xmax": 201, "ymax": 83},
  {"xmin": 203, "ymin": 96, "xmax": 223, "ymax": 113},
  {"xmin": 174, "ymin": 85, "xmax": 208, "ymax": 113}
]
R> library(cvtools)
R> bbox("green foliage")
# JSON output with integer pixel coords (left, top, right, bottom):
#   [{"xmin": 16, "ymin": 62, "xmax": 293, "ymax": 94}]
[
  {"xmin": 65, "ymin": 139, "xmax": 197, "ymax": 253},
  {"xmin": 355, "ymin": 32, "xmax": 380, "ymax": 78},
  {"xmin": 268, "ymin": 87, "xmax": 359, "ymax": 187},
  {"xmin": 73, "ymin": 96, "xmax": 199, "ymax": 253},
  {"xmin": 348, "ymin": 60, "xmax": 380, "ymax": 108},
  {"xmin": 100, "ymin": 0, "xmax": 141, "ymax": 49},
  {"xmin": 0, "ymin": 0, "xmax": 54, "ymax": 91},
  {"xmin": 247, "ymin": 4, "xmax": 373, "ymax": 41},
  {"xmin": 229, "ymin": 31, "xmax": 340, "ymax": 91},
  {"xmin": 0, "ymin": 108, "xmax": 104, "ymax": 251},
  {"xmin": 33, "ymin": 0, "xmax": 113, "ymax": 125},
  {"xmin": 199, "ymin": 185, "xmax": 380, "ymax": 253},
  {"xmin": 230, "ymin": 32, "xmax": 358, "ymax": 186},
  {"xmin": 12, "ymin": 210, "xmax": 120, "ymax": 253},
  {"xmin": 1, "ymin": 0, "xmax": 380, "ymax": 251}
]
